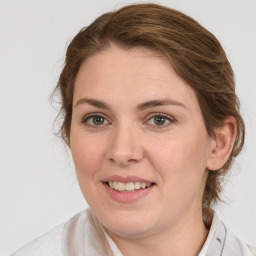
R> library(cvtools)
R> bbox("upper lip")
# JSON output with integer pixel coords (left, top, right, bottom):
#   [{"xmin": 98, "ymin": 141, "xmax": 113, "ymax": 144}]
[{"xmin": 102, "ymin": 175, "xmax": 154, "ymax": 184}]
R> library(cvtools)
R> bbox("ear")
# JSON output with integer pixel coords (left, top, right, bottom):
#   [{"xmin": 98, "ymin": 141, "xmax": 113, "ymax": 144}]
[{"xmin": 206, "ymin": 116, "xmax": 237, "ymax": 171}]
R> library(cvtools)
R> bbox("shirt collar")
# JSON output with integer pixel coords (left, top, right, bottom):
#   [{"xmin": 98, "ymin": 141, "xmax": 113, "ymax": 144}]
[{"xmin": 62, "ymin": 209, "xmax": 250, "ymax": 256}]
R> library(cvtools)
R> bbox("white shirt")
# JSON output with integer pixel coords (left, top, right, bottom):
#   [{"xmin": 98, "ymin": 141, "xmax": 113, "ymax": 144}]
[{"xmin": 11, "ymin": 209, "xmax": 255, "ymax": 256}]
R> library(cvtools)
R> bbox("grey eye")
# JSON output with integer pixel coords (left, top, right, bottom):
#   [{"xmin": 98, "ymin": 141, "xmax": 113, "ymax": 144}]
[
  {"xmin": 147, "ymin": 115, "xmax": 173, "ymax": 127},
  {"xmin": 92, "ymin": 116, "xmax": 105, "ymax": 125},
  {"xmin": 153, "ymin": 116, "xmax": 167, "ymax": 125},
  {"xmin": 83, "ymin": 115, "xmax": 108, "ymax": 126}
]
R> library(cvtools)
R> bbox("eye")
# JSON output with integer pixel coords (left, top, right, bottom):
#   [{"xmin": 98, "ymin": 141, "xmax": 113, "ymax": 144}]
[
  {"xmin": 147, "ymin": 114, "xmax": 173, "ymax": 127},
  {"xmin": 82, "ymin": 114, "xmax": 109, "ymax": 127}
]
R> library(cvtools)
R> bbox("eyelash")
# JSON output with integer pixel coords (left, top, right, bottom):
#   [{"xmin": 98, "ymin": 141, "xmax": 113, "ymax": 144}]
[
  {"xmin": 82, "ymin": 112, "xmax": 110, "ymax": 128},
  {"xmin": 81, "ymin": 112, "xmax": 175, "ymax": 128},
  {"xmin": 146, "ymin": 113, "xmax": 174, "ymax": 128}
]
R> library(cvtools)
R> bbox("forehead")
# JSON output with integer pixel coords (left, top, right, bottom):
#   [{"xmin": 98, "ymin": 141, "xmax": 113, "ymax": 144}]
[{"xmin": 73, "ymin": 46, "xmax": 199, "ymax": 111}]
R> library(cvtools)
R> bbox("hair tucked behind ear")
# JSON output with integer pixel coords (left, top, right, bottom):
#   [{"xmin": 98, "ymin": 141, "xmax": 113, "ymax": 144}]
[{"xmin": 53, "ymin": 3, "xmax": 245, "ymax": 226}]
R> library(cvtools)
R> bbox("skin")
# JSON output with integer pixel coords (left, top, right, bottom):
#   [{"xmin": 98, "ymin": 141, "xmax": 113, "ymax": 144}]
[{"xmin": 70, "ymin": 45, "xmax": 236, "ymax": 256}]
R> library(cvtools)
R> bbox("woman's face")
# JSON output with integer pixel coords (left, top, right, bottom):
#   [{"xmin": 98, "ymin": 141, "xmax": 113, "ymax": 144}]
[{"xmin": 70, "ymin": 46, "xmax": 215, "ymax": 238}]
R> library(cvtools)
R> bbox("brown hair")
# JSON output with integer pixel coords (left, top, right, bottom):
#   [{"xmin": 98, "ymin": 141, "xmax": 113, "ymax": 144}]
[{"xmin": 54, "ymin": 3, "xmax": 245, "ymax": 227}]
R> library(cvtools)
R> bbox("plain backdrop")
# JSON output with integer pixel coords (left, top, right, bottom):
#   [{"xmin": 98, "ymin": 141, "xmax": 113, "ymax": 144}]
[{"xmin": 0, "ymin": 0, "xmax": 255, "ymax": 255}]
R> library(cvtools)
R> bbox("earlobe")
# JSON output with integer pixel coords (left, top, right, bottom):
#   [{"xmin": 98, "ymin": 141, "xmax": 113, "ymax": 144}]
[{"xmin": 206, "ymin": 116, "xmax": 237, "ymax": 171}]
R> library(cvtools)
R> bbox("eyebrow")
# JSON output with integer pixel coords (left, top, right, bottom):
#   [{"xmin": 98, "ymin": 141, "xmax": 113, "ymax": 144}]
[
  {"xmin": 75, "ymin": 98, "xmax": 187, "ymax": 111},
  {"xmin": 137, "ymin": 99, "xmax": 187, "ymax": 111},
  {"xmin": 75, "ymin": 98, "xmax": 111, "ymax": 109}
]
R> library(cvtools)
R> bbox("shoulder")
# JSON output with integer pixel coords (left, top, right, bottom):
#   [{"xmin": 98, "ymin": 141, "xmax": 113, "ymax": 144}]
[
  {"xmin": 247, "ymin": 245, "xmax": 256, "ymax": 256},
  {"xmin": 10, "ymin": 210, "xmax": 90, "ymax": 256},
  {"xmin": 224, "ymin": 228, "xmax": 256, "ymax": 256},
  {"xmin": 219, "ymin": 216, "xmax": 256, "ymax": 256},
  {"xmin": 203, "ymin": 213, "xmax": 255, "ymax": 256},
  {"xmin": 10, "ymin": 222, "xmax": 65, "ymax": 256}
]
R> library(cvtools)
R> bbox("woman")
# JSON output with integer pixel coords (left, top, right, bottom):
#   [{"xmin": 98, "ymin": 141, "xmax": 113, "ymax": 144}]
[{"xmin": 12, "ymin": 3, "xmax": 255, "ymax": 256}]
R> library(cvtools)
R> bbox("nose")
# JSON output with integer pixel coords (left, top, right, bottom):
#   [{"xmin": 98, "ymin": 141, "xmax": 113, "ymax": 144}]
[{"xmin": 106, "ymin": 123, "xmax": 144, "ymax": 167}]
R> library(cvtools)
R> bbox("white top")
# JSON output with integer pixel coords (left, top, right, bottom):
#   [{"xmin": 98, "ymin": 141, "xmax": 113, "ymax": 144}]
[{"xmin": 11, "ymin": 209, "xmax": 255, "ymax": 256}]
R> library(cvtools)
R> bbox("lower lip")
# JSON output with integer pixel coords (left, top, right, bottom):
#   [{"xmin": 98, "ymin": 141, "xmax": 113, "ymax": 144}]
[{"xmin": 103, "ymin": 183, "xmax": 154, "ymax": 203}]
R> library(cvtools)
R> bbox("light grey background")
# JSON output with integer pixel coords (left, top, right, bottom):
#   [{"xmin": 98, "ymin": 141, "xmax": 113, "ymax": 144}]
[{"xmin": 0, "ymin": 0, "xmax": 255, "ymax": 255}]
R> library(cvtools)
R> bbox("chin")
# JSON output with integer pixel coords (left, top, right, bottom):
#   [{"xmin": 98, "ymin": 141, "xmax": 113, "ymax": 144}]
[
  {"xmin": 106, "ymin": 222, "xmax": 155, "ymax": 239},
  {"xmin": 98, "ymin": 210, "xmax": 158, "ymax": 238}
]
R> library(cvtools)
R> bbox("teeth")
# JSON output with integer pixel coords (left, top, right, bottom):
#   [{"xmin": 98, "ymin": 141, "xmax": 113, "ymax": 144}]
[
  {"xmin": 109, "ymin": 181, "xmax": 114, "ymax": 189},
  {"xmin": 113, "ymin": 181, "xmax": 118, "ymax": 190},
  {"xmin": 108, "ymin": 181, "xmax": 152, "ymax": 192},
  {"xmin": 125, "ymin": 182, "xmax": 134, "ymax": 191},
  {"xmin": 117, "ymin": 182, "xmax": 126, "ymax": 191},
  {"xmin": 134, "ymin": 182, "xmax": 141, "ymax": 189},
  {"xmin": 141, "ymin": 182, "xmax": 146, "ymax": 189}
]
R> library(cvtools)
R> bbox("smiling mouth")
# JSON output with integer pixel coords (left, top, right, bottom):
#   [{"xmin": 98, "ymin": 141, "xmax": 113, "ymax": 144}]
[{"xmin": 105, "ymin": 181, "xmax": 154, "ymax": 192}]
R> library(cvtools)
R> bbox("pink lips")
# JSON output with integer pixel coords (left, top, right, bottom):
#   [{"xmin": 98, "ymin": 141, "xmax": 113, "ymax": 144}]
[{"xmin": 102, "ymin": 175, "xmax": 155, "ymax": 203}]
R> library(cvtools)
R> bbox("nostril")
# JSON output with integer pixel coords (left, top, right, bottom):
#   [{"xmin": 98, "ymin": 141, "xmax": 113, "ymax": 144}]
[{"xmin": 108, "ymin": 157, "xmax": 138, "ymax": 167}]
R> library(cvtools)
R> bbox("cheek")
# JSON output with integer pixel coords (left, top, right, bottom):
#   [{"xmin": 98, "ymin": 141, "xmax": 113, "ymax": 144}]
[
  {"xmin": 70, "ymin": 134, "xmax": 106, "ymax": 179},
  {"xmin": 147, "ymin": 137, "xmax": 209, "ymax": 219},
  {"xmin": 148, "ymin": 133, "xmax": 209, "ymax": 191}
]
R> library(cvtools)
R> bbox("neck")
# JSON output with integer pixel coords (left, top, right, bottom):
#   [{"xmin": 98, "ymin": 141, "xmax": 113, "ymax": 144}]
[{"xmin": 106, "ymin": 210, "xmax": 210, "ymax": 256}]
